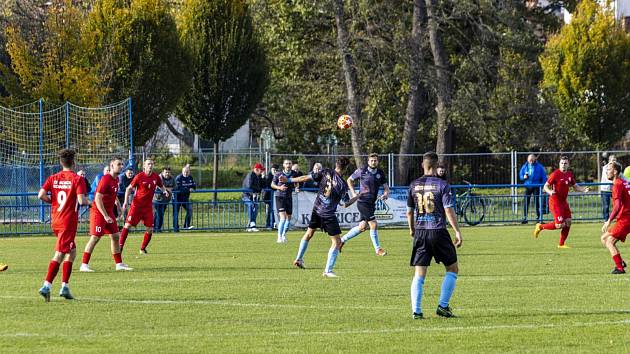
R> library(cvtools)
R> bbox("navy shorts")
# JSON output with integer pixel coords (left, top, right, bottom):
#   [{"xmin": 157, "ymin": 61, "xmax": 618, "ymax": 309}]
[
  {"xmin": 275, "ymin": 195, "xmax": 293, "ymax": 215},
  {"xmin": 410, "ymin": 229, "xmax": 457, "ymax": 267},
  {"xmin": 357, "ymin": 201, "xmax": 376, "ymax": 222},
  {"xmin": 308, "ymin": 210, "xmax": 341, "ymax": 236}
]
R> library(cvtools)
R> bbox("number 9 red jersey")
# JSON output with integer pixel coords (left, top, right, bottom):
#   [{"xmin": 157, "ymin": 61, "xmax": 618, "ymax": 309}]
[{"xmin": 41, "ymin": 171, "xmax": 87, "ymax": 230}]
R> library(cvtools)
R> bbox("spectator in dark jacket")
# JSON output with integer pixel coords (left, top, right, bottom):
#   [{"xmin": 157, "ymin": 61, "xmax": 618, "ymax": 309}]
[
  {"xmin": 263, "ymin": 164, "xmax": 278, "ymax": 229},
  {"xmin": 77, "ymin": 169, "xmax": 91, "ymax": 197},
  {"xmin": 154, "ymin": 166, "xmax": 175, "ymax": 232},
  {"xmin": 175, "ymin": 164, "xmax": 196, "ymax": 230},
  {"xmin": 519, "ymin": 154, "xmax": 547, "ymax": 223},
  {"xmin": 291, "ymin": 164, "xmax": 303, "ymax": 191},
  {"xmin": 303, "ymin": 163, "xmax": 322, "ymax": 190},
  {"xmin": 242, "ymin": 162, "xmax": 265, "ymax": 232}
]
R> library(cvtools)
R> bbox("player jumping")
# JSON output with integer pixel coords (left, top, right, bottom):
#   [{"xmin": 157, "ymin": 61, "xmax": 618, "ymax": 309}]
[
  {"xmin": 281, "ymin": 157, "xmax": 357, "ymax": 277},
  {"xmin": 37, "ymin": 149, "xmax": 89, "ymax": 301},
  {"xmin": 80, "ymin": 157, "xmax": 133, "ymax": 272},
  {"xmin": 407, "ymin": 152, "xmax": 462, "ymax": 319},
  {"xmin": 119, "ymin": 159, "xmax": 166, "ymax": 254},
  {"xmin": 340, "ymin": 153, "xmax": 389, "ymax": 256},
  {"xmin": 601, "ymin": 161, "xmax": 629, "ymax": 274},
  {"xmin": 534, "ymin": 156, "xmax": 589, "ymax": 248},
  {"xmin": 271, "ymin": 159, "xmax": 298, "ymax": 244}
]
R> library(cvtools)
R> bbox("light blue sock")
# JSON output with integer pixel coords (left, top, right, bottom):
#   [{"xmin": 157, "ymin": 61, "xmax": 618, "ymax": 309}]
[
  {"xmin": 410, "ymin": 275, "xmax": 425, "ymax": 314},
  {"xmin": 296, "ymin": 239, "xmax": 309, "ymax": 260},
  {"xmin": 340, "ymin": 226, "xmax": 362, "ymax": 243},
  {"xmin": 282, "ymin": 219, "xmax": 291, "ymax": 237},
  {"xmin": 370, "ymin": 229, "xmax": 381, "ymax": 251},
  {"xmin": 324, "ymin": 248, "xmax": 339, "ymax": 273},
  {"xmin": 438, "ymin": 272, "xmax": 458, "ymax": 308},
  {"xmin": 277, "ymin": 219, "xmax": 285, "ymax": 238}
]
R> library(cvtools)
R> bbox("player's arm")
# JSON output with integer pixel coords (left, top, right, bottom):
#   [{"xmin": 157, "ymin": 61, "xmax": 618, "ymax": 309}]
[
  {"xmin": 346, "ymin": 176, "xmax": 357, "ymax": 198},
  {"xmin": 78, "ymin": 193, "xmax": 89, "ymax": 206},
  {"xmin": 406, "ymin": 207, "xmax": 414, "ymax": 237},
  {"xmin": 543, "ymin": 182, "xmax": 554, "ymax": 196},
  {"xmin": 603, "ymin": 198, "xmax": 622, "ymax": 232},
  {"xmin": 37, "ymin": 188, "xmax": 52, "ymax": 204},
  {"xmin": 94, "ymin": 193, "xmax": 113, "ymax": 223},
  {"xmin": 445, "ymin": 207, "xmax": 463, "ymax": 248},
  {"xmin": 381, "ymin": 183, "xmax": 390, "ymax": 200},
  {"xmin": 282, "ymin": 174, "xmax": 313, "ymax": 184},
  {"xmin": 123, "ymin": 185, "xmax": 135, "ymax": 210},
  {"xmin": 573, "ymin": 184, "xmax": 589, "ymax": 193}
]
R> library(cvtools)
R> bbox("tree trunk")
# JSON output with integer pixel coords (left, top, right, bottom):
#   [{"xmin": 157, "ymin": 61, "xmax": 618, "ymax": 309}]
[
  {"xmin": 333, "ymin": 0, "xmax": 365, "ymax": 168},
  {"xmin": 425, "ymin": 0, "xmax": 454, "ymax": 161},
  {"xmin": 212, "ymin": 141, "xmax": 219, "ymax": 203},
  {"xmin": 398, "ymin": 0, "xmax": 428, "ymax": 185}
]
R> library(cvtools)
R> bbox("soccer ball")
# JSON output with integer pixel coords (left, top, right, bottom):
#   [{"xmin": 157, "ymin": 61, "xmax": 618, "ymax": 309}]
[{"xmin": 337, "ymin": 114, "xmax": 353, "ymax": 130}]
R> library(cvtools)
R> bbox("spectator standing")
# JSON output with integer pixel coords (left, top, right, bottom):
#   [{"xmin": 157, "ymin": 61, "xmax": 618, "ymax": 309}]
[
  {"xmin": 117, "ymin": 166, "xmax": 134, "ymax": 222},
  {"xmin": 242, "ymin": 163, "xmax": 265, "ymax": 232},
  {"xmin": 303, "ymin": 163, "xmax": 322, "ymax": 189},
  {"xmin": 263, "ymin": 164, "xmax": 279, "ymax": 229},
  {"xmin": 77, "ymin": 169, "xmax": 91, "ymax": 197},
  {"xmin": 89, "ymin": 165, "xmax": 110, "ymax": 201},
  {"xmin": 175, "ymin": 164, "xmax": 196, "ymax": 230},
  {"xmin": 291, "ymin": 164, "xmax": 304, "ymax": 191},
  {"xmin": 601, "ymin": 155, "xmax": 618, "ymax": 220},
  {"xmin": 519, "ymin": 154, "xmax": 547, "ymax": 224},
  {"xmin": 154, "ymin": 167, "xmax": 175, "ymax": 232}
]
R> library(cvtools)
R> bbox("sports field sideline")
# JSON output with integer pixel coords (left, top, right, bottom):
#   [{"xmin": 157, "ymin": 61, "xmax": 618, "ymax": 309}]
[{"xmin": 1, "ymin": 224, "xmax": 628, "ymax": 353}]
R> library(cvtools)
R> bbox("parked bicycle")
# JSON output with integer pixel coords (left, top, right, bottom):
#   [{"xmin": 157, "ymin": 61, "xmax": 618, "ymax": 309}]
[{"xmin": 455, "ymin": 180, "xmax": 486, "ymax": 226}]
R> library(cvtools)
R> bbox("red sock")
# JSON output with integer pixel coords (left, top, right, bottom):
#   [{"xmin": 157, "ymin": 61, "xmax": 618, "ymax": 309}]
[
  {"xmin": 541, "ymin": 222, "xmax": 556, "ymax": 230},
  {"xmin": 559, "ymin": 226, "xmax": 570, "ymax": 246},
  {"xmin": 82, "ymin": 252, "xmax": 92, "ymax": 265},
  {"xmin": 613, "ymin": 254, "xmax": 624, "ymax": 270},
  {"xmin": 61, "ymin": 261, "xmax": 73, "ymax": 283},
  {"xmin": 119, "ymin": 228, "xmax": 129, "ymax": 249},
  {"xmin": 140, "ymin": 232, "xmax": 152, "ymax": 250},
  {"xmin": 45, "ymin": 260, "xmax": 60, "ymax": 283},
  {"xmin": 113, "ymin": 253, "xmax": 122, "ymax": 264}
]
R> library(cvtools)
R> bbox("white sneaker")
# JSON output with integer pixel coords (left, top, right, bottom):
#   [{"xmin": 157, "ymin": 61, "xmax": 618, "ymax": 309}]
[
  {"xmin": 246, "ymin": 228, "xmax": 252, "ymax": 232},
  {"xmin": 186, "ymin": 225, "xmax": 195, "ymax": 230},
  {"xmin": 276, "ymin": 237, "xmax": 283, "ymax": 243},
  {"xmin": 79, "ymin": 264, "xmax": 94, "ymax": 272},
  {"xmin": 250, "ymin": 227, "xmax": 260, "ymax": 232},
  {"xmin": 115, "ymin": 263, "xmax": 133, "ymax": 271},
  {"xmin": 322, "ymin": 271, "xmax": 338, "ymax": 278},
  {"xmin": 281, "ymin": 236, "xmax": 288, "ymax": 244}
]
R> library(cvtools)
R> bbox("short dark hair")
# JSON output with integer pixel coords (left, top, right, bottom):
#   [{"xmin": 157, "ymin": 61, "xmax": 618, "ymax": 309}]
[
  {"xmin": 368, "ymin": 153, "xmax": 378, "ymax": 159},
  {"xmin": 560, "ymin": 155, "xmax": 569, "ymax": 162},
  {"xmin": 163, "ymin": 166, "xmax": 171, "ymax": 171},
  {"xmin": 423, "ymin": 152, "xmax": 438, "ymax": 168},
  {"xmin": 110, "ymin": 157, "xmax": 123, "ymax": 165},
  {"xmin": 59, "ymin": 149, "xmax": 76, "ymax": 168},
  {"xmin": 336, "ymin": 156, "xmax": 350, "ymax": 170},
  {"xmin": 611, "ymin": 161, "xmax": 623, "ymax": 175},
  {"xmin": 271, "ymin": 164, "xmax": 279, "ymax": 169}
]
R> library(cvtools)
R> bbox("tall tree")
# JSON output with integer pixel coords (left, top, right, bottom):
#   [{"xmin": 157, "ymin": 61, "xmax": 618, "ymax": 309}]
[
  {"xmin": 398, "ymin": 0, "xmax": 428, "ymax": 185},
  {"xmin": 84, "ymin": 0, "xmax": 191, "ymax": 146},
  {"xmin": 540, "ymin": 0, "xmax": 630, "ymax": 148},
  {"xmin": 178, "ymin": 0, "xmax": 268, "ymax": 194},
  {"xmin": 333, "ymin": 0, "xmax": 365, "ymax": 167}
]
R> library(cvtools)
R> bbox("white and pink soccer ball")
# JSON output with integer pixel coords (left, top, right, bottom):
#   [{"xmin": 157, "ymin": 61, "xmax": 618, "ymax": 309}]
[{"xmin": 337, "ymin": 114, "xmax": 353, "ymax": 130}]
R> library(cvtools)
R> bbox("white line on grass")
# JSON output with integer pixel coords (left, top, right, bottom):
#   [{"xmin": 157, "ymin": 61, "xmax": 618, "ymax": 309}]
[{"xmin": 1, "ymin": 319, "xmax": 629, "ymax": 339}]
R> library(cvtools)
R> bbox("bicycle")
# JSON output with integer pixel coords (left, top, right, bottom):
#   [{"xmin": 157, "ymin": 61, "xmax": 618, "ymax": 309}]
[{"xmin": 455, "ymin": 180, "xmax": 486, "ymax": 226}]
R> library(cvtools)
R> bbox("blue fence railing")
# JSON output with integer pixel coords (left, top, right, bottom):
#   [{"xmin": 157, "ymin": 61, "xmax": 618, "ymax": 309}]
[{"xmin": 0, "ymin": 183, "xmax": 614, "ymax": 236}]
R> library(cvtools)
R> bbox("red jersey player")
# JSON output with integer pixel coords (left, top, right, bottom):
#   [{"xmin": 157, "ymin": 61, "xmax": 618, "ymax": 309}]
[
  {"xmin": 37, "ymin": 149, "xmax": 89, "ymax": 301},
  {"xmin": 601, "ymin": 162, "xmax": 630, "ymax": 274},
  {"xmin": 119, "ymin": 159, "xmax": 167, "ymax": 254},
  {"xmin": 80, "ymin": 157, "xmax": 133, "ymax": 272},
  {"xmin": 534, "ymin": 156, "xmax": 589, "ymax": 248}
]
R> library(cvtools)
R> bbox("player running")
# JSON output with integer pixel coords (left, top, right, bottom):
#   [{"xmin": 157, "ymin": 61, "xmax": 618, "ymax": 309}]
[
  {"xmin": 80, "ymin": 157, "xmax": 133, "ymax": 272},
  {"xmin": 601, "ymin": 162, "xmax": 629, "ymax": 274},
  {"xmin": 407, "ymin": 152, "xmax": 462, "ymax": 319},
  {"xmin": 340, "ymin": 153, "xmax": 389, "ymax": 256},
  {"xmin": 281, "ymin": 157, "xmax": 358, "ymax": 277},
  {"xmin": 119, "ymin": 159, "xmax": 167, "ymax": 254},
  {"xmin": 37, "ymin": 149, "xmax": 89, "ymax": 301},
  {"xmin": 533, "ymin": 156, "xmax": 589, "ymax": 248},
  {"xmin": 271, "ymin": 159, "xmax": 298, "ymax": 244}
]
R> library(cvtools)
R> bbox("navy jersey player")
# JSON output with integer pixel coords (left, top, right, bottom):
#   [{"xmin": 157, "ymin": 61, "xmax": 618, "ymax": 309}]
[
  {"xmin": 271, "ymin": 159, "xmax": 299, "ymax": 244},
  {"xmin": 340, "ymin": 153, "xmax": 390, "ymax": 255},
  {"xmin": 280, "ymin": 157, "xmax": 358, "ymax": 277},
  {"xmin": 407, "ymin": 152, "xmax": 462, "ymax": 319}
]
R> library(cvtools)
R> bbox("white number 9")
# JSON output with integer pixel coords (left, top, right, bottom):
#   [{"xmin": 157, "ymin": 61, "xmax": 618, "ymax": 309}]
[{"xmin": 57, "ymin": 191, "xmax": 67, "ymax": 212}]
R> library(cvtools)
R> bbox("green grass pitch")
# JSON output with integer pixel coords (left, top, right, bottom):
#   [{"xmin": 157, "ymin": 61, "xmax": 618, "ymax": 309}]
[{"xmin": 1, "ymin": 224, "xmax": 629, "ymax": 353}]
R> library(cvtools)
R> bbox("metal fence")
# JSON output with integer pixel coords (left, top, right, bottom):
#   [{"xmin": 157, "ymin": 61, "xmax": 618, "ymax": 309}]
[{"xmin": 0, "ymin": 183, "xmax": 613, "ymax": 236}]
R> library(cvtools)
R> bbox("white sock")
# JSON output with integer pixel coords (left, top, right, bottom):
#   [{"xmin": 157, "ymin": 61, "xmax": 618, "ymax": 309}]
[
  {"xmin": 43, "ymin": 281, "xmax": 52, "ymax": 288},
  {"xmin": 61, "ymin": 282, "xmax": 68, "ymax": 288}
]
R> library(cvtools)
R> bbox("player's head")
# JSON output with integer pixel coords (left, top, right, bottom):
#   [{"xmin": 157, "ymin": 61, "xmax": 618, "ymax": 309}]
[
  {"xmin": 144, "ymin": 159, "xmax": 154, "ymax": 173},
  {"xmin": 437, "ymin": 163, "xmax": 447, "ymax": 179},
  {"xmin": 527, "ymin": 154, "xmax": 536, "ymax": 164},
  {"xmin": 335, "ymin": 157, "xmax": 350, "ymax": 172},
  {"xmin": 559, "ymin": 156, "xmax": 569, "ymax": 172},
  {"xmin": 422, "ymin": 152, "xmax": 438, "ymax": 175},
  {"xmin": 58, "ymin": 149, "xmax": 76, "ymax": 169},
  {"xmin": 109, "ymin": 157, "xmax": 124, "ymax": 175},
  {"xmin": 312, "ymin": 162, "xmax": 322, "ymax": 173},
  {"xmin": 283, "ymin": 159, "xmax": 292, "ymax": 172},
  {"xmin": 607, "ymin": 161, "xmax": 622, "ymax": 181},
  {"xmin": 182, "ymin": 164, "xmax": 191, "ymax": 176},
  {"xmin": 367, "ymin": 153, "xmax": 378, "ymax": 169},
  {"xmin": 162, "ymin": 166, "xmax": 171, "ymax": 178},
  {"xmin": 271, "ymin": 164, "xmax": 279, "ymax": 174}
]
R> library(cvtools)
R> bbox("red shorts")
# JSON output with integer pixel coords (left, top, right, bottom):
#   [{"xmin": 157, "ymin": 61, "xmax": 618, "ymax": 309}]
[
  {"xmin": 89, "ymin": 208, "xmax": 119, "ymax": 237},
  {"xmin": 610, "ymin": 219, "xmax": 630, "ymax": 242},
  {"xmin": 549, "ymin": 199, "xmax": 571, "ymax": 224},
  {"xmin": 52, "ymin": 228, "xmax": 77, "ymax": 253},
  {"xmin": 126, "ymin": 204, "xmax": 154, "ymax": 228}
]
